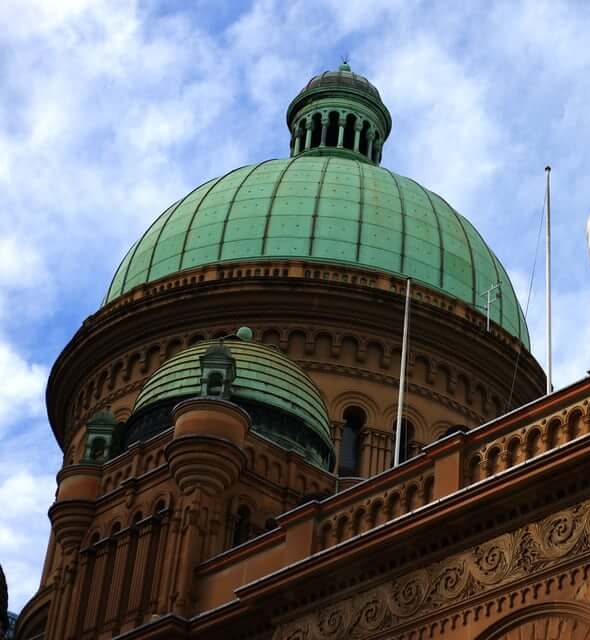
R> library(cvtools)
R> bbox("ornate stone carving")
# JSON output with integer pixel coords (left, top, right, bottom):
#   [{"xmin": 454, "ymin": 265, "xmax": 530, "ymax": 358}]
[{"xmin": 273, "ymin": 500, "xmax": 590, "ymax": 639}]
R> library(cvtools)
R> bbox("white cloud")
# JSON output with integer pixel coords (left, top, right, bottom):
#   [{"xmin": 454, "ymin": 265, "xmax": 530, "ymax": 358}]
[
  {"xmin": 1, "ymin": 0, "xmax": 590, "ymax": 615},
  {"xmin": 0, "ymin": 341, "xmax": 46, "ymax": 426}
]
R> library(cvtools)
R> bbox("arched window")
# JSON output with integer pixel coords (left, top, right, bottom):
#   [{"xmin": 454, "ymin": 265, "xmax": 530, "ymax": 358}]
[
  {"xmin": 206, "ymin": 372, "xmax": 224, "ymax": 396},
  {"xmin": 310, "ymin": 113, "xmax": 322, "ymax": 148},
  {"xmin": 232, "ymin": 505, "xmax": 251, "ymax": 547},
  {"xmin": 343, "ymin": 114, "xmax": 356, "ymax": 150},
  {"xmin": 358, "ymin": 121, "xmax": 370, "ymax": 156},
  {"xmin": 326, "ymin": 111, "xmax": 339, "ymax": 147},
  {"xmin": 90, "ymin": 437, "xmax": 106, "ymax": 461},
  {"xmin": 392, "ymin": 418, "xmax": 415, "ymax": 465},
  {"xmin": 339, "ymin": 406, "xmax": 366, "ymax": 476}
]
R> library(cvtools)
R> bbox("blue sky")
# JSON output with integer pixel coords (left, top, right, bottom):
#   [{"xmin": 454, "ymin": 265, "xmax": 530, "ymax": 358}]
[{"xmin": 1, "ymin": 0, "xmax": 590, "ymax": 613}]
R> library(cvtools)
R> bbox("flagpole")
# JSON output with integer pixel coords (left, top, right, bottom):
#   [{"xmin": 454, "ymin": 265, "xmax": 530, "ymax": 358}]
[
  {"xmin": 545, "ymin": 166, "xmax": 552, "ymax": 395},
  {"xmin": 394, "ymin": 279, "xmax": 411, "ymax": 467}
]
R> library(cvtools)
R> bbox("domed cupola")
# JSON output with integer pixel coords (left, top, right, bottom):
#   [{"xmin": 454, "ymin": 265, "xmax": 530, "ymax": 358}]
[
  {"xmin": 126, "ymin": 331, "xmax": 335, "ymax": 471},
  {"xmin": 287, "ymin": 62, "xmax": 392, "ymax": 164}
]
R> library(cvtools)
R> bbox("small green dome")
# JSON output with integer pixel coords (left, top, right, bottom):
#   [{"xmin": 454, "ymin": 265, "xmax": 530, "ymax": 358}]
[
  {"xmin": 133, "ymin": 338, "xmax": 335, "ymax": 470},
  {"xmin": 105, "ymin": 156, "xmax": 529, "ymax": 348}
]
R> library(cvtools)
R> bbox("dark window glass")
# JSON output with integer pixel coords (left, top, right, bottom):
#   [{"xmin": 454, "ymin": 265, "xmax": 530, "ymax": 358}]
[{"xmin": 339, "ymin": 407, "xmax": 366, "ymax": 476}]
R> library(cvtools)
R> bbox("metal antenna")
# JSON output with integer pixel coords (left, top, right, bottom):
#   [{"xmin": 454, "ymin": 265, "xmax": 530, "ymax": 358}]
[
  {"xmin": 393, "ymin": 279, "xmax": 411, "ymax": 468},
  {"xmin": 545, "ymin": 166, "xmax": 552, "ymax": 395},
  {"xmin": 480, "ymin": 282, "xmax": 502, "ymax": 333}
]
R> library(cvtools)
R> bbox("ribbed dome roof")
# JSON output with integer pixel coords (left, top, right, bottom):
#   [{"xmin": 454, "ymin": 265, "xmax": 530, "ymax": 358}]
[
  {"xmin": 300, "ymin": 67, "xmax": 381, "ymax": 100},
  {"xmin": 133, "ymin": 338, "xmax": 335, "ymax": 470},
  {"xmin": 105, "ymin": 156, "xmax": 529, "ymax": 348}
]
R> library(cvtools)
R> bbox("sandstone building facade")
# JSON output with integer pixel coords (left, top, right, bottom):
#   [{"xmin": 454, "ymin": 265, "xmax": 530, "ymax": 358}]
[{"xmin": 16, "ymin": 64, "xmax": 589, "ymax": 640}]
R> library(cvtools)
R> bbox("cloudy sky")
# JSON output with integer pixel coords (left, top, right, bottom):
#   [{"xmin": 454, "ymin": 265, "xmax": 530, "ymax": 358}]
[{"xmin": 1, "ymin": 0, "xmax": 589, "ymax": 613}]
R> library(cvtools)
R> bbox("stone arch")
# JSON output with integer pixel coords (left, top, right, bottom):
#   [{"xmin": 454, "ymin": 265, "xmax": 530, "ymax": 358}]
[
  {"xmin": 165, "ymin": 337, "xmax": 183, "ymax": 359},
  {"xmin": 287, "ymin": 328, "xmax": 308, "ymax": 359},
  {"xmin": 123, "ymin": 352, "xmax": 141, "ymax": 382},
  {"xmin": 335, "ymin": 515, "xmax": 349, "ymax": 542},
  {"xmin": 143, "ymin": 345, "xmax": 162, "ymax": 373},
  {"xmin": 474, "ymin": 382, "xmax": 489, "ymax": 414},
  {"xmin": 95, "ymin": 369, "xmax": 109, "ymax": 398},
  {"xmin": 485, "ymin": 445, "xmax": 502, "ymax": 476},
  {"xmin": 568, "ymin": 407, "xmax": 585, "ymax": 440},
  {"xmin": 150, "ymin": 492, "xmax": 171, "ymax": 514},
  {"xmin": 384, "ymin": 403, "xmax": 428, "ymax": 445},
  {"xmin": 432, "ymin": 420, "xmax": 452, "ymax": 440},
  {"xmin": 435, "ymin": 362, "xmax": 453, "ymax": 394},
  {"xmin": 526, "ymin": 427, "xmax": 542, "ymax": 459},
  {"xmin": 506, "ymin": 436, "xmax": 524, "ymax": 467},
  {"xmin": 339, "ymin": 406, "xmax": 366, "ymax": 476},
  {"xmin": 310, "ymin": 112, "xmax": 322, "ymax": 148},
  {"xmin": 352, "ymin": 507, "xmax": 366, "ymax": 535},
  {"xmin": 313, "ymin": 331, "xmax": 333, "ymax": 359},
  {"xmin": 547, "ymin": 417, "xmax": 564, "ymax": 448},
  {"xmin": 343, "ymin": 113, "xmax": 357, "ymax": 150},
  {"xmin": 107, "ymin": 360, "xmax": 124, "ymax": 391},
  {"xmin": 339, "ymin": 335, "xmax": 359, "ymax": 365},
  {"xmin": 332, "ymin": 390, "xmax": 379, "ymax": 426},
  {"xmin": 129, "ymin": 508, "xmax": 145, "ymax": 527},
  {"xmin": 270, "ymin": 461, "xmax": 282, "ymax": 484},
  {"xmin": 457, "ymin": 373, "xmax": 473, "ymax": 405},
  {"xmin": 365, "ymin": 340, "xmax": 384, "ymax": 369},
  {"xmin": 369, "ymin": 499, "xmax": 386, "ymax": 527},
  {"xmin": 320, "ymin": 522, "xmax": 333, "ymax": 549},
  {"xmin": 261, "ymin": 328, "xmax": 281, "ymax": 348},
  {"xmin": 257, "ymin": 454, "xmax": 269, "ymax": 478},
  {"xmin": 404, "ymin": 484, "xmax": 419, "ymax": 512},
  {"xmin": 325, "ymin": 110, "xmax": 340, "ymax": 147},
  {"xmin": 84, "ymin": 526, "xmax": 104, "ymax": 547},
  {"xmin": 475, "ymin": 602, "xmax": 590, "ymax": 640},
  {"xmin": 387, "ymin": 492, "xmax": 401, "ymax": 519},
  {"xmin": 411, "ymin": 354, "xmax": 431, "ymax": 385},
  {"xmin": 188, "ymin": 332, "xmax": 206, "ymax": 346}
]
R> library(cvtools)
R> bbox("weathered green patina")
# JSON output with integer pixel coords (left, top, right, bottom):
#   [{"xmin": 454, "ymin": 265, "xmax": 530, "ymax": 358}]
[
  {"xmin": 133, "ymin": 338, "xmax": 335, "ymax": 470},
  {"xmin": 105, "ymin": 156, "xmax": 528, "ymax": 348}
]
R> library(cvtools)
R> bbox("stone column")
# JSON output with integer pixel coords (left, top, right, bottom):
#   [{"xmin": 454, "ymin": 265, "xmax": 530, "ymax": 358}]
[
  {"xmin": 331, "ymin": 420, "xmax": 345, "ymax": 471},
  {"xmin": 304, "ymin": 120, "xmax": 313, "ymax": 150},
  {"xmin": 353, "ymin": 121, "xmax": 363, "ymax": 152},
  {"xmin": 293, "ymin": 127, "xmax": 301, "ymax": 155},
  {"xmin": 366, "ymin": 129, "xmax": 375, "ymax": 160},
  {"xmin": 51, "ymin": 562, "xmax": 76, "ymax": 640},
  {"xmin": 148, "ymin": 512, "xmax": 168, "ymax": 616},
  {"xmin": 374, "ymin": 140, "xmax": 382, "ymax": 164},
  {"xmin": 359, "ymin": 428, "xmax": 373, "ymax": 477},
  {"xmin": 83, "ymin": 540, "xmax": 110, "ymax": 632},
  {"xmin": 123, "ymin": 518, "xmax": 154, "ymax": 627},
  {"xmin": 337, "ymin": 116, "xmax": 346, "ymax": 148},
  {"xmin": 157, "ymin": 506, "xmax": 182, "ymax": 614},
  {"xmin": 103, "ymin": 527, "xmax": 132, "ymax": 630},
  {"xmin": 320, "ymin": 115, "xmax": 328, "ymax": 147}
]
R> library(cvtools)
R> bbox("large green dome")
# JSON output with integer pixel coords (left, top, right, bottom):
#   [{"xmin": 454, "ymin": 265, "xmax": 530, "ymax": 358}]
[
  {"xmin": 105, "ymin": 156, "xmax": 529, "ymax": 348},
  {"xmin": 133, "ymin": 338, "xmax": 335, "ymax": 470}
]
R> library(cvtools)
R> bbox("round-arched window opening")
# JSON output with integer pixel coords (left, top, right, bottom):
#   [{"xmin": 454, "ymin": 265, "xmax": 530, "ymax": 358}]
[
  {"xmin": 325, "ymin": 111, "xmax": 339, "ymax": 147},
  {"xmin": 339, "ymin": 406, "xmax": 366, "ymax": 476}
]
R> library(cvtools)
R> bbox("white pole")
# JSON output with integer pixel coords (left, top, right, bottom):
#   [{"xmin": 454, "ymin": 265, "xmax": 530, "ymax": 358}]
[
  {"xmin": 545, "ymin": 166, "xmax": 552, "ymax": 395},
  {"xmin": 394, "ymin": 279, "xmax": 411, "ymax": 467}
]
